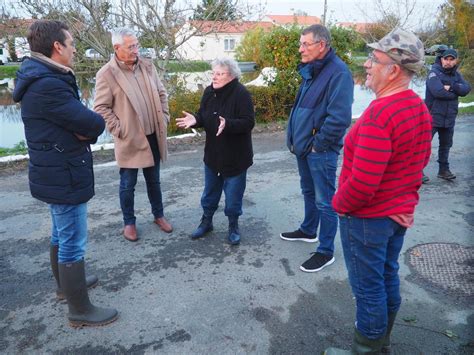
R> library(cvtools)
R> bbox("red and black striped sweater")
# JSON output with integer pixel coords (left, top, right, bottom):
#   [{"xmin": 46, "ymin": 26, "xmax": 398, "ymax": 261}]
[{"xmin": 332, "ymin": 89, "xmax": 432, "ymax": 219}]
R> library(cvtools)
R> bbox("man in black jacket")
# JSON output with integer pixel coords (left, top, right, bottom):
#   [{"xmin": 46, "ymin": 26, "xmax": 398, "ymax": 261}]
[
  {"xmin": 13, "ymin": 20, "xmax": 117, "ymax": 327},
  {"xmin": 424, "ymin": 48, "xmax": 471, "ymax": 181}
]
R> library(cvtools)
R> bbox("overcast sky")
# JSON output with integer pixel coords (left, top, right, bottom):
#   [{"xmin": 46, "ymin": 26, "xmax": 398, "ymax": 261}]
[{"xmin": 249, "ymin": 0, "xmax": 446, "ymax": 29}]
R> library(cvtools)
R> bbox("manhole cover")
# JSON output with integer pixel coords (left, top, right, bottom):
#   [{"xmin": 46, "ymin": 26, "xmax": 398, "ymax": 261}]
[{"xmin": 407, "ymin": 243, "xmax": 474, "ymax": 298}]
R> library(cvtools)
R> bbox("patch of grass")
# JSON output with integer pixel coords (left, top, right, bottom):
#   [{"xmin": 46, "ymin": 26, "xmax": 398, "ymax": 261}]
[
  {"xmin": 459, "ymin": 105, "xmax": 474, "ymax": 115},
  {"xmin": 166, "ymin": 60, "xmax": 210, "ymax": 73},
  {"xmin": 0, "ymin": 64, "xmax": 20, "ymax": 79},
  {"xmin": 459, "ymin": 92, "xmax": 474, "ymax": 103},
  {"xmin": 0, "ymin": 140, "xmax": 27, "ymax": 157}
]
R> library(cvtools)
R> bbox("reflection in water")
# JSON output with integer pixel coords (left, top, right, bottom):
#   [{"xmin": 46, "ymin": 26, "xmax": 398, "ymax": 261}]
[{"xmin": 0, "ymin": 71, "xmax": 427, "ymax": 149}]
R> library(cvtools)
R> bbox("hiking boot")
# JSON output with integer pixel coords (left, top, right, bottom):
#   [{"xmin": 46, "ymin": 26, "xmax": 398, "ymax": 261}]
[
  {"xmin": 300, "ymin": 252, "xmax": 335, "ymax": 272},
  {"xmin": 191, "ymin": 215, "xmax": 213, "ymax": 239},
  {"xmin": 437, "ymin": 170, "xmax": 456, "ymax": 180},
  {"xmin": 422, "ymin": 173, "xmax": 430, "ymax": 184},
  {"xmin": 280, "ymin": 229, "xmax": 318, "ymax": 243}
]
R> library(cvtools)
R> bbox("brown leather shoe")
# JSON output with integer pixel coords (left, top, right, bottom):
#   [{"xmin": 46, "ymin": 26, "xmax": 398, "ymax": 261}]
[
  {"xmin": 154, "ymin": 217, "xmax": 173, "ymax": 233},
  {"xmin": 123, "ymin": 224, "xmax": 138, "ymax": 242}
]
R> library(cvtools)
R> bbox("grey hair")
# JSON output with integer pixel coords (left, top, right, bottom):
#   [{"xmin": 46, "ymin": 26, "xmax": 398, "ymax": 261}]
[
  {"xmin": 111, "ymin": 27, "xmax": 136, "ymax": 45},
  {"xmin": 302, "ymin": 24, "xmax": 331, "ymax": 47},
  {"xmin": 211, "ymin": 57, "xmax": 241, "ymax": 79}
]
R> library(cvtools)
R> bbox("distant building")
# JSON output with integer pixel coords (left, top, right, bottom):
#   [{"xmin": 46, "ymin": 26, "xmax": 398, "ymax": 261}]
[
  {"xmin": 262, "ymin": 14, "xmax": 321, "ymax": 27},
  {"xmin": 175, "ymin": 14, "xmax": 321, "ymax": 61},
  {"xmin": 175, "ymin": 21, "xmax": 273, "ymax": 61},
  {"xmin": 335, "ymin": 22, "xmax": 376, "ymax": 35}
]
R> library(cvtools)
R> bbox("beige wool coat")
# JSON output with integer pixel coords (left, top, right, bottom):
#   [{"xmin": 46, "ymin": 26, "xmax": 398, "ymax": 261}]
[{"xmin": 93, "ymin": 57, "xmax": 170, "ymax": 168}]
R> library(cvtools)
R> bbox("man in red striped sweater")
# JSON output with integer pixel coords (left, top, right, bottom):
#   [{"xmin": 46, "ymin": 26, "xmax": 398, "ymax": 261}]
[{"xmin": 326, "ymin": 28, "xmax": 432, "ymax": 354}]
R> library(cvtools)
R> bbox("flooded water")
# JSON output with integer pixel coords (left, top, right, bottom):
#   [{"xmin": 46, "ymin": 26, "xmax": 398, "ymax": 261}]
[{"xmin": 0, "ymin": 71, "xmax": 426, "ymax": 149}]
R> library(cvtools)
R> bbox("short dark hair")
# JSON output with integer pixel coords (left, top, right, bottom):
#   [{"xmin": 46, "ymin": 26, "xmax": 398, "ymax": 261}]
[
  {"xmin": 302, "ymin": 24, "xmax": 331, "ymax": 47},
  {"xmin": 27, "ymin": 20, "xmax": 69, "ymax": 58}
]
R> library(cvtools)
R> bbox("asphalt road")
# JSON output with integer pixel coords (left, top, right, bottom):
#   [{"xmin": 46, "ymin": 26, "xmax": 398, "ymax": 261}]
[{"xmin": 1, "ymin": 117, "xmax": 473, "ymax": 354}]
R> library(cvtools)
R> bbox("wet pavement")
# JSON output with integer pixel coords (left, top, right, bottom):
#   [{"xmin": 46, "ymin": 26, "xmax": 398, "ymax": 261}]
[{"xmin": 0, "ymin": 117, "xmax": 473, "ymax": 354}]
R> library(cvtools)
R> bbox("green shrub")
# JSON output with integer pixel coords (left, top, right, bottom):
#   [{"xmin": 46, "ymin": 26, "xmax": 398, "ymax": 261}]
[{"xmin": 167, "ymin": 84, "xmax": 294, "ymax": 134}]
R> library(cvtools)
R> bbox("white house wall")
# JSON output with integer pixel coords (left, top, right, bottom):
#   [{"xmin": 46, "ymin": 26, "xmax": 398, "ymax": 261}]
[{"xmin": 176, "ymin": 32, "xmax": 243, "ymax": 61}]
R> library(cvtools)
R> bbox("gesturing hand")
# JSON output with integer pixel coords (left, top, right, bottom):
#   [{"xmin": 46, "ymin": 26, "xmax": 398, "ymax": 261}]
[
  {"xmin": 216, "ymin": 116, "xmax": 226, "ymax": 136},
  {"xmin": 176, "ymin": 111, "xmax": 197, "ymax": 129}
]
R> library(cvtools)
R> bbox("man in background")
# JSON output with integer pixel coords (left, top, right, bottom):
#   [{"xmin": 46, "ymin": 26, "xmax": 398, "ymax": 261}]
[
  {"xmin": 94, "ymin": 27, "xmax": 172, "ymax": 242},
  {"xmin": 424, "ymin": 48, "xmax": 471, "ymax": 182},
  {"xmin": 13, "ymin": 20, "xmax": 118, "ymax": 327}
]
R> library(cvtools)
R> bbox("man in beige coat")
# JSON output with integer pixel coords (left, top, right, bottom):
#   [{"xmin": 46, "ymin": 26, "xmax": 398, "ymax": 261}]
[{"xmin": 94, "ymin": 27, "xmax": 172, "ymax": 242}]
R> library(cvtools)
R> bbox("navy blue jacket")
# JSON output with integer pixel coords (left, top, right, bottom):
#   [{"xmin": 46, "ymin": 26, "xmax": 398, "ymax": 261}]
[
  {"xmin": 425, "ymin": 62, "xmax": 471, "ymax": 128},
  {"xmin": 13, "ymin": 56, "xmax": 105, "ymax": 205},
  {"xmin": 287, "ymin": 49, "xmax": 353, "ymax": 157}
]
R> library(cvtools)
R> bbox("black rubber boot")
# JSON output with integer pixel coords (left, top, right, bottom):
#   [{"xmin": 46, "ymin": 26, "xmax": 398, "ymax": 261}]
[
  {"xmin": 352, "ymin": 328, "xmax": 384, "ymax": 354},
  {"xmin": 228, "ymin": 216, "xmax": 241, "ymax": 245},
  {"xmin": 59, "ymin": 260, "xmax": 118, "ymax": 327},
  {"xmin": 50, "ymin": 245, "xmax": 98, "ymax": 300},
  {"xmin": 191, "ymin": 214, "xmax": 213, "ymax": 239},
  {"xmin": 381, "ymin": 312, "xmax": 397, "ymax": 353},
  {"xmin": 324, "ymin": 327, "xmax": 386, "ymax": 354}
]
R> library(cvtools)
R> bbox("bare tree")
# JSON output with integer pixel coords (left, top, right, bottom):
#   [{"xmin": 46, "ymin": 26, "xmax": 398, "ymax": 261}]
[{"xmin": 355, "ymin": 0, "xmax": 442, "ymax": 44}]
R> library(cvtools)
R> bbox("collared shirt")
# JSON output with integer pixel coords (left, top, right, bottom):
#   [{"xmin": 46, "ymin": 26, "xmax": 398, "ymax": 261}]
[{"xmin": 114, "ymin": 56, "xmax": 155, "ymax": 135}]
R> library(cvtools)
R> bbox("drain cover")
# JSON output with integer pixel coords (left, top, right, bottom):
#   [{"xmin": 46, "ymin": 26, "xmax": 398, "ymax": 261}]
[{"xmin": 407, "ymin": 243, "xmax": 474, "ymax": 298}]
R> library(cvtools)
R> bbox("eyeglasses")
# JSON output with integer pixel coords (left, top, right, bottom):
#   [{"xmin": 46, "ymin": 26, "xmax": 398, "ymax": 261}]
[
  {"xmin": 299, "ymin": 40, "xmax": 321, "ymax": 49},
  {"xmin": 125, "ymin": 43, "xmax": 140, "ymax": 51},
  {"xmin": 211, "ymin": 71, "xmax": 229, "ymax": 77},
  {"xmin": 367, "ymin": 52, "xmax": 395, "ymax": 66}
]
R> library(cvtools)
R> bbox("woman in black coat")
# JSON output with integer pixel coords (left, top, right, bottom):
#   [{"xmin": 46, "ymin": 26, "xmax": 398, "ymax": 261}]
[{"xmin": 176, "ymin": 58, "xmax": 255, "ymax": 245}]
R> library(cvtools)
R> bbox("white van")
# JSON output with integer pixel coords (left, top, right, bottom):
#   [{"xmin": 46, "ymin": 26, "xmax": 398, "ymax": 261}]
[{"xmin": 0, "ymin": 47, "xmax": 11, "ymax": 65}]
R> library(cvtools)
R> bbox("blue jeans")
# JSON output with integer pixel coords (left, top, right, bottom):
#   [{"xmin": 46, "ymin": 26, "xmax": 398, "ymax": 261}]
[
  {"xmin": 339, "ymin": 215, "xmax": 406, "ymax": 339},
  {"xmin": 201, "ymin": 165, "xmax": 247, "ymax": 218},
  {"xmin": 296, "ymin": 150, "xmax": 338, "ymax": 255},
  {"xmin": 432, "ymin": 126, "xmax": 454, "ymax": 171},
  {"xmin": 119, "ymin": 134, "xmax": 163, "ymax": 225},
  {"xmin": 50, "ymin": 203, "xmax": 88, "ymax": 263}
]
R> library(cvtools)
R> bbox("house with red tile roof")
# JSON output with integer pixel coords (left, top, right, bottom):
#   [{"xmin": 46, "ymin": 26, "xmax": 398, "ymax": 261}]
[{"xmin": 175, "ymin": 20, "xmax": 274, "ymax": 61}]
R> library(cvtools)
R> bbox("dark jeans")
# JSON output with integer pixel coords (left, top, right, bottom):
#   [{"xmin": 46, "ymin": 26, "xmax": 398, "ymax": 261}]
[
  {"xmin": 339, "ymin": 215, "xmax": 406, "ymax": 339},
  {"xmin": 119, "ymin": 134, "xmax": 163, "ymax": 225},
  {"xmin": 296, "ymin": 150, "xmax": 338, "ymax": 256},
  {"xmin": 201, "ymin": 164, "xmax": 247, "ymax": 218},
  {"xmin": 432, "ymin": 126, "xmax": 454, "ymax": 171}
]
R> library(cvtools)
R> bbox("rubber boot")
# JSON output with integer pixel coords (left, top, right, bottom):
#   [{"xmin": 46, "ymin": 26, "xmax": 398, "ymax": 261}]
[
  {"xmin": 352, "ymin": 328, "xmax": 384, "ymax": 354},
  {"xmin": 191, "ymin": 214, "xmax": 213, "ymax": 239},
  {"xmin": 59, "ymin": 260, "xmax": 118, "ymax": 327},
  {"xmin": 381, "ymin": 312, "xmax": 397, "ymax": 353},
  {"xmin": 324, "ymin": 328, "xmax": 385, "ymax": 354},
  {"xmin": 228, "ymin": 216, "xmax": 241, "ymax": 245},
  {"xmin": 50, "ymin": 245, "xmax": 98, "ymax": 301}
]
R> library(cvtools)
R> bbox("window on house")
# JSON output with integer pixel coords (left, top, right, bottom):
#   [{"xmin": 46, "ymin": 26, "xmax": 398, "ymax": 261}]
[{"xmin": 224, "ymin": 39, "xmax": 236, "ymax": 51}]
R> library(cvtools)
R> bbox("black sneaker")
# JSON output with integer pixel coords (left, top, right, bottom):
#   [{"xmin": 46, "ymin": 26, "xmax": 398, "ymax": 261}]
[
  {"xmin": 422, "ymin": 174, "xmax": 430, "ymax": 184},
  {"xmin": 280, "ymin": 230, "xmax": 318, "ymax": 243},
  {"xmin": 300, "ymin": 252, "xmax": 335, "ymax": 272},
  {"xmin": 437, "ymin": 170, "xmax": 456, "ymax": 180}
]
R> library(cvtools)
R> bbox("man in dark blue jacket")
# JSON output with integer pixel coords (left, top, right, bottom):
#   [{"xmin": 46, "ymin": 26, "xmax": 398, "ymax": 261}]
[
  {"xmin": 280, "ymin": 24, "xmax": 353, "ymax": 273},
  {"xmin": 13, "ymin": 20, "xmax": 117, "ymax": 327},
  {"xmin": 424, "ymin": 48, "xmax": 471, "ymax": 181}
]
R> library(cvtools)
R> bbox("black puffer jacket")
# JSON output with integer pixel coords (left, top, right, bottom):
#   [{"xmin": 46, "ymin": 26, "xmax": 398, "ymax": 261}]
[
  {"xmin": 194, "ymin": 78, "xmax": 255, "ymax": 177},
  {"xmin": 12, "ymin": 56, "xmax": 105, "ymax": 205},
  {"xmin": 425, "ymin": 62, "xmax": 471, "ymax": 128}
]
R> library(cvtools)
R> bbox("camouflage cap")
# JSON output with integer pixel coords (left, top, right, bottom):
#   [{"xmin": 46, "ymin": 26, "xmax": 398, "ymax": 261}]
[{"xmin": 368, "ymin": 27, "xmax": 425, "ymax": 73}]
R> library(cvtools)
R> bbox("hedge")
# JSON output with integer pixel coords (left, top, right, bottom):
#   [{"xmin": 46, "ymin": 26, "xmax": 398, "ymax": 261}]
[{"xmin": 167, "ymin": 84, "xmax": 296, "ymax": 135}]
